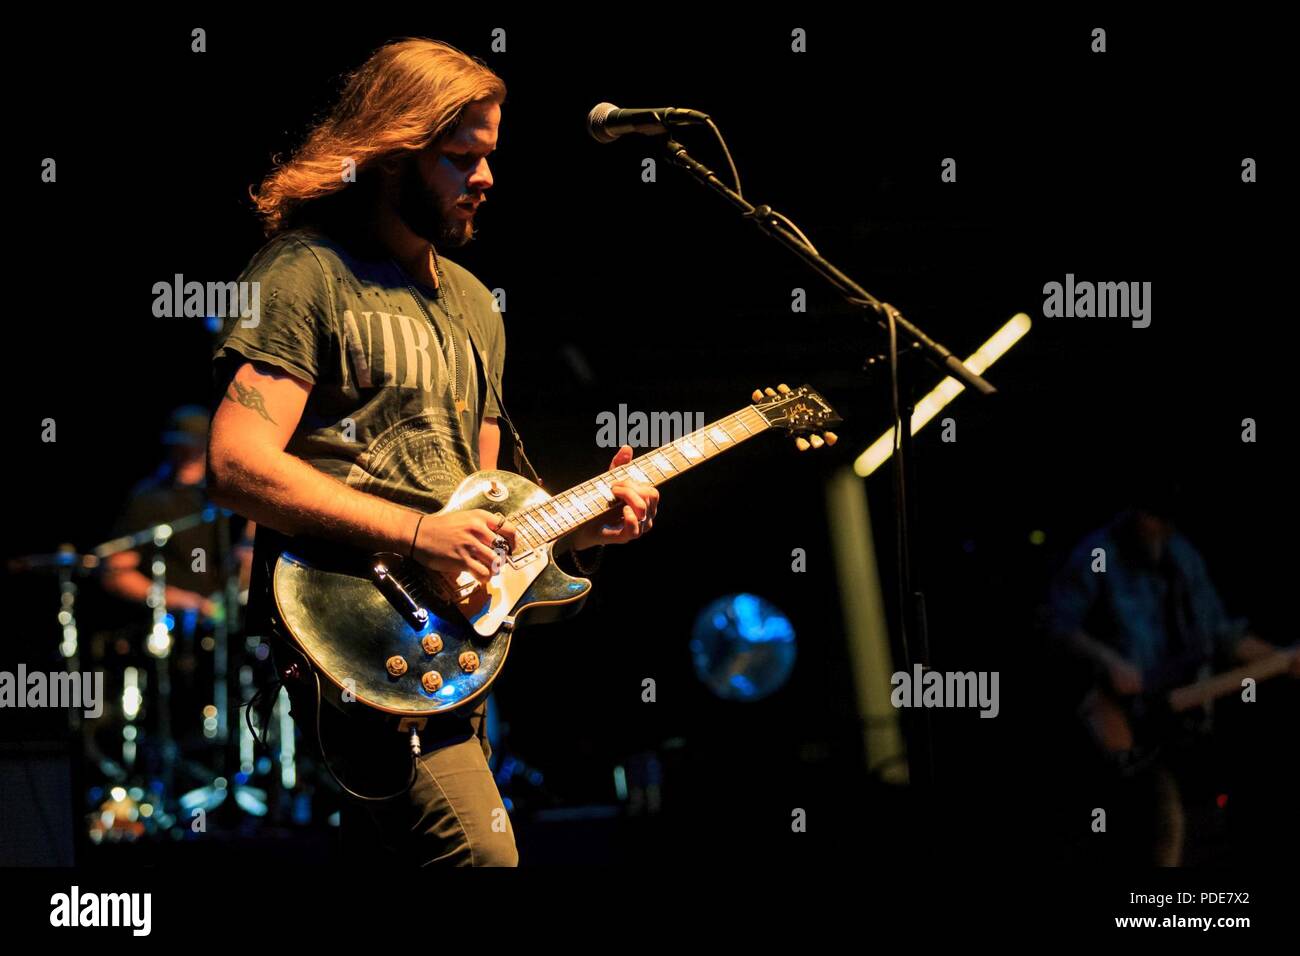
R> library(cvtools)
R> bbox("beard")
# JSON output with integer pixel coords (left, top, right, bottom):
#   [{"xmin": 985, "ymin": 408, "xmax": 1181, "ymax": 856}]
[{"xmin": 396, "ymin": 156, "xmax": 475, "ymax": 248}]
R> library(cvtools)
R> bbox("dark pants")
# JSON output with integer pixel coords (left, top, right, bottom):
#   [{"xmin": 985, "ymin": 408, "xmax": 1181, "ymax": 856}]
[{"xmin": 281, "ymin": 654, "xmax": 518, "ymax": 867}]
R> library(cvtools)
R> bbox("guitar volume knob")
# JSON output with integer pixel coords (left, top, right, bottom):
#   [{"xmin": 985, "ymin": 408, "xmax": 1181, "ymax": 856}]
[
  {"xmin": 421, "ymin": 634, "xmax": 444, "ymax": 655},
  {"xmin": 421, "ymin": 671, "xmax": 444, "ymax": 693},
  {"xmin": 385, "ymin": 656, "xmax": 409, "ymax": 677},
  {"xmin": 458, "ymin": 651, "xmax": 480, "ymax": 673}
]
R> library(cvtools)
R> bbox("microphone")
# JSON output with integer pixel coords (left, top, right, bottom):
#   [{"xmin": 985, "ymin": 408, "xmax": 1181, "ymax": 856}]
[{"xmin": 586, "ymin": 102, "xmax": 711, "ymax": 143}]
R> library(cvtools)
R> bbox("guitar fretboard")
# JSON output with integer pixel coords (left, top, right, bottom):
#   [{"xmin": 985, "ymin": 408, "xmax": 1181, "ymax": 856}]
[
  {"xmin": 1167, "ymin": 650, "xmax": 1295, "ymax": 714},
  {"xmin": 507, "ymin": 406, "xmax": 770, "ymax": 552}
]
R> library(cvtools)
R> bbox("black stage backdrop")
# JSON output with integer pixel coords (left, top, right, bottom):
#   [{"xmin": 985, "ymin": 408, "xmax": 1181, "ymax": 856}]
[{"xmin": 3, "ymin": 9, "xmax": 1295, "ymax": 895}]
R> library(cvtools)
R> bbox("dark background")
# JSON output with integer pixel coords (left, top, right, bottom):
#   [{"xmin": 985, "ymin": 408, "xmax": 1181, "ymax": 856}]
[{"xmin": 4, "ymin": 12, "xmax": 1294, "ymax": 868}]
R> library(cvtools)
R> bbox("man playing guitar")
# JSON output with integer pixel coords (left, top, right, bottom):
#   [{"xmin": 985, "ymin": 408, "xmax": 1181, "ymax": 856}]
[
  {"xmin": 1048, "ymin": 491, "xmax": 1299, "ymax": 865},
  {"xmin": 208, "ymin": 38, "xmax": 660, "ymax": 866}
]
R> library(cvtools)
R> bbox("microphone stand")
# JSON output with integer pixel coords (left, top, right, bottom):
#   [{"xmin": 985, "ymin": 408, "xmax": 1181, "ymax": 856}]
[{"xmin": 660, "ymin": 137, "xmax": 998, "ymax": 788}]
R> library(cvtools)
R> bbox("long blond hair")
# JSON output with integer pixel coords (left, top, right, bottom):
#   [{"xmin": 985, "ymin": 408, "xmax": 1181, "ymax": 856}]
[{"xmin": 252, "ymin": 38, "xmax": 505, "ymax": 236}]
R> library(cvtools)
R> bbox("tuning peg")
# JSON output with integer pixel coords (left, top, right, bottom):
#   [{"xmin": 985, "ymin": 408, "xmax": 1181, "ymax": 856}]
[
  {"xmin": 764, "ymin": 387, "xmax": 777, "ymax": 398},
  {"xmin": 795, "ymin": 437, "xmax": 811, "ymax": 452},
  {"xmin": 752, "ymin": 389, "xmax": 764, "ymax": 402},
  {"xmin": 823, "ymin": 431, "xmax": 838, "ymax": 446},
  {"xmin": 809, "ymin": 434, "xmax": 825, "ymax": 449},
  {"xmin": 777, "ymin": 383, "xmax": 791, "ymax": 394}
]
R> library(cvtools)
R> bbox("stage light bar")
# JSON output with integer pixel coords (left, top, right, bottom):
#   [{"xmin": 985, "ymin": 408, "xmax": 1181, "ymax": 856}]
[{"xmin": 854, "ymin": 313, "xmax": 1032, "ymax": 477}]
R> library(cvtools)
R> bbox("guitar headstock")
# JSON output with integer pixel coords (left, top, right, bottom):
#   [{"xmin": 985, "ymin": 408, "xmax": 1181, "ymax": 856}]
[{"xmin": 751, "ymin": 383, "xmax": 843, "ymax": 451}]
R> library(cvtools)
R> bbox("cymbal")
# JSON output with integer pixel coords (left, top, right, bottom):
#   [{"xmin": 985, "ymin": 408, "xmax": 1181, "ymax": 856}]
[{"xmin": 6, "ymin": 546, "xmax": 100, "ymax": 575}]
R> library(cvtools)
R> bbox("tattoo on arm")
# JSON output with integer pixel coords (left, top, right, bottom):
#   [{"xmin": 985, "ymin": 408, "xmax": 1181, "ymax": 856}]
[{"xmin": 225, "ymin": 380, "xmax": 278, "ymax": 425}]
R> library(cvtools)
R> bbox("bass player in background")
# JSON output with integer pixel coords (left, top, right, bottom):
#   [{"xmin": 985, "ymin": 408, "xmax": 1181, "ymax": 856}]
[{"xmin": 1046, "ymin": 479, "xmax": 1299, "ymax": 865}]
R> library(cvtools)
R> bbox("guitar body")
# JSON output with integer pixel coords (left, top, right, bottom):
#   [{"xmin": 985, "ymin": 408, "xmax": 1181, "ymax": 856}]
[
  {"xmin": 1078, "ymin": 686, "xmax": 1178, "ymax": 775},
  {"xmin": 271, "ymin": 469, "xmax": 591, "ymax": 719},
  {"xmin": 1079, "ymin": 687, "xmax": 1139, "ymax": 755},
  {"xmin": 266, "ymin": 384, "xmax": 842, "ymax": 723}
]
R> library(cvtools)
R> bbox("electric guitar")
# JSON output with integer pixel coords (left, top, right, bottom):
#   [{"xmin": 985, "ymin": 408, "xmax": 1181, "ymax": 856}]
[
  {"xmin": 270, "ymin": 384, "xmax": 841, "ymax": 722},
  {"xmin": 1079, "ymin": 647, "xmax": 1297, "ymax": 772}
]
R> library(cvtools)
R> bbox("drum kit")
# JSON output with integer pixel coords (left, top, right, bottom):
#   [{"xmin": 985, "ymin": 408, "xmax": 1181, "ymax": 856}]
[
  {"xmin": 7, "ymin": 507, "xmax": 290, "ymax": 843},
  {"xmin": 7, "ymin": 505, "xmax": 551, "ymax": 847}
]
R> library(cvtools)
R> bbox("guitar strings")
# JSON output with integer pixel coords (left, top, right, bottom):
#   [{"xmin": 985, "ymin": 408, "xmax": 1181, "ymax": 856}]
[{"xmin": 503, "ymin": 406, "xmax": 773, "ymax": 553}]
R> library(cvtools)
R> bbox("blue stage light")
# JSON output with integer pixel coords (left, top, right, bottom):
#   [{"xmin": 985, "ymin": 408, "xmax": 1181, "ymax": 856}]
[{"xmin": 690, "ymin": 593, "xmax": 796, "ymax": 701}]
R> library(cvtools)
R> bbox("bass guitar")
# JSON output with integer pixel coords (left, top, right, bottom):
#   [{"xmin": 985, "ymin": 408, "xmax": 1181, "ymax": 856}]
[{"xmin": 1079, "ymin": 648, "xmax": 1297, "ymax": 772}]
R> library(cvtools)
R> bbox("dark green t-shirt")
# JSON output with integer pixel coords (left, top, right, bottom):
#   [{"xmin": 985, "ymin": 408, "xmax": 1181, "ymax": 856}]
[
  {"xmin": 213, "ymin": 228, "xmax": 506, "ymax": 514},
  {"xmin": 214, "ymin": 228, "xmax": 507, "ymax": 639}
]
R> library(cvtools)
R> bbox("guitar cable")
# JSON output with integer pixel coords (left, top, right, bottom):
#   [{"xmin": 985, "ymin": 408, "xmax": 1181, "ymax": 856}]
[
  {"xmin": 243, "ymin": 654, "xmax": 419, "ymax": 801},
  {"xmin": 244, "ymin": 665, "xmax": 421, "ymax": 801},
  {"xmin": 246, "ymin": 684, "xmax": 272, "ymax": 748},
  {"xmin": 311, "ymin": 669, "xmax": 419, "ymax": 802}
]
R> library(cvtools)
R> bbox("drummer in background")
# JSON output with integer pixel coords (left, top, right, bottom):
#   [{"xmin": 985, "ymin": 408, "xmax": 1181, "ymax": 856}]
[{"xmin": 102, "ymin": 406, "xmax": 254, "ymax": 627}]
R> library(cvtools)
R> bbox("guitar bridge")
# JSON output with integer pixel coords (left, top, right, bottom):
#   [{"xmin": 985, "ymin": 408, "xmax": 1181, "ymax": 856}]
[{"xmin": 371, "ymin": 558, "xmax": 430, "ymax": 631}]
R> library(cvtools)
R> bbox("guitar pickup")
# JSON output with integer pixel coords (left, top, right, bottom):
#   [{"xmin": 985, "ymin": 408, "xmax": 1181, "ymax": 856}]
[
  {"xmin": 507, "ymin": 545, "xmax": 545, "ymax": 570},
  {"xmin": 429, "ymin": 573, "xmax": 486, "ymax": 603},
  {"xmin": 451, "ymin": 573, "xmax": 481, "ymax": 600},
  {"xmin": 371, "ymin": 560, "xmax": 430, "ymax": 631}
]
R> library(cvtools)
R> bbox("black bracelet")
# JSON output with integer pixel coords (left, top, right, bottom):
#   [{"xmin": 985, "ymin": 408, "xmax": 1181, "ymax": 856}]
[
  {"xmin": 409, "ymin": 513, "xmax": 426, "ymax": 560},
  {"xmin": 569, "ymin": 546, "xmax": 603, "ymax": 574}
]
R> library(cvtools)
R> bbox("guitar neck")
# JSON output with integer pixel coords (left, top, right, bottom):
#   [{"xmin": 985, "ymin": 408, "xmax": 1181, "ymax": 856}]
[
  {"xmin": 1167, "ymin": 650, "xmax": 1295, "ymax": 713},
  {"xmin": 508, "ymin": 405, "xmax": 772, "ymax": 550}
]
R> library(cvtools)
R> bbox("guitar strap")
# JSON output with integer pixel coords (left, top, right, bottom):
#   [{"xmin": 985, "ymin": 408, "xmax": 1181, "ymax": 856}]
[
  {"xmin": 463, "ymin": 324, "xmax": 544, "ymax": 488},
  {"xmin": 396, "ymin": 259, "xmax": 543, "ymax": 489}
]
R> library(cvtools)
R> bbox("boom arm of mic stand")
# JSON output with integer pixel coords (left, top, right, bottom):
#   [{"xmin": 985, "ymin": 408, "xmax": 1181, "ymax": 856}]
[{"xmin": 660, "ymin": 138, "xmax": 996, "ymax": 396}]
